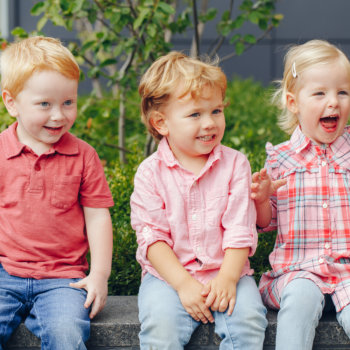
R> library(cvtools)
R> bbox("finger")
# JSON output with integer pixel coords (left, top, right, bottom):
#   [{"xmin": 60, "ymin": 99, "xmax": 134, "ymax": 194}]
[
  {"xmin": 200, "ymin": 304, "xmax": 214, "ymax": 323},
  {"xmin": 89, "ymin": 298, "xmax": 101, "ymax": 319},
  {"xmin": 69, "ymin": 280, "xmax": 84, "ymax": 289},
  {"xmin": 251, "ymin": 172, "xmax": 260, "ymax": 182},
  {"xmin": 260, "ymin": 168, "xmax": 268, "ymax": 178},
  {"xmin": 201, "ymin": 283, "xmax": 211, "ymax": 297},
  {"xmin": 227, "ymin": 297, "xmax": 236, "ymax": 316},
  {"xmin": 218, "ymin": 297, "xmax": 228, "ymax": 313},
  {"xmin": 84, "ymin": 290, "xmax": 95, "ymax": 310},
  {"xmin": 205, "ymin": 291, "xmax": 216, "ymax": 307},
  {"xmin": 273, "ymin": 178, "xmax": 287, "ymax": 191},
  {"xmin": 187, "ymin": 307, "xmax": 201, "ymax": 323}
]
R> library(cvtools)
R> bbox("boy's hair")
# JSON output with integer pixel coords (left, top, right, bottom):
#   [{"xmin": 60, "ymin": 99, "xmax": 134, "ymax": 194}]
[
  {"xmin": 0, "ymin": 36, "xmax": 80, "ymax": 98},
  {"xmin": 274, "ymin": 39, "xmax": 350, "ymax": 134},
  {"xmin": 139, "ymin": 51, "xmax": 227, "ymax": 140}
]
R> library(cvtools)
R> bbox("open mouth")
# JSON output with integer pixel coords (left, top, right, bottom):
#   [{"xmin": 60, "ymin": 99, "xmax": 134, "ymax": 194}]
[
  {"xmin": 320, "ymin": 115, "xmax": 339, "ymax": 130},
  {"xmin": 197, "ymin": 135, "xmax": 215, "ymax": 142}
]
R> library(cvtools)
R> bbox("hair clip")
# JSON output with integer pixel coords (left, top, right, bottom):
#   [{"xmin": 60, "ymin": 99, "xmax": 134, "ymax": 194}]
[{"xmin": 291, "ymin": 62, "xmax": 297, "ymax": 78}]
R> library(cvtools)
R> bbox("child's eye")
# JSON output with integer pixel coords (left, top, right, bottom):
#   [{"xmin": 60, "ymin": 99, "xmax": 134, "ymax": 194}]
[
  {"xmin": 64, "ymin": 99, "xmax": 74, "ymax": 106},
  {"xmin": 189, "ymin": 112, "xmax": 200, "ymax": 118},
  {"xmin": 339, "ymin": 90, "xmax": 349, "ymax": 95},
  {"xmin": 39, "ymin": 102, "xmax": 50, "ymax": 107},
  {"xmin": 313, "ymin": 92, "xmax": 324, "ymax": 96},
  {"xmin": 212, "ymin": 108, "xmax": 222, "ymax": 115}
]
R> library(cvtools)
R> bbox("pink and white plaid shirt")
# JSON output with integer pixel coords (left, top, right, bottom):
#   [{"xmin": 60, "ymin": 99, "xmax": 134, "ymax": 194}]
[
  {"xmin": 260, "ymin": 126, "xmax": 350, "ymax": 312},
  {"xmin": 131, "ymin": 138, "xmax": 257, "ymax": 285}
]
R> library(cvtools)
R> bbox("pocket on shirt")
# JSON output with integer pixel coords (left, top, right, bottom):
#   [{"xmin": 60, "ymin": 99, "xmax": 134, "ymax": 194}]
[
  {"xmin": 206, "ymin": 191, "xmax": 227, "ymax": 227},
  {"xmin": 51, "ymin": 176, "xmax": 81, "ymax": 209}
]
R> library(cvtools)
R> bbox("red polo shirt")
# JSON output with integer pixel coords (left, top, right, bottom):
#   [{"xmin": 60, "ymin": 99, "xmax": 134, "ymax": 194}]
[{"xmin": 0, "ymin": 122, "xmax": 114, "ymax": 279}]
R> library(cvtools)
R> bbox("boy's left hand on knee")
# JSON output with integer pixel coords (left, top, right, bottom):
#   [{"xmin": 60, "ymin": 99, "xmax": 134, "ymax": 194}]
[{"xmin": 70, "ymin": 272, "xmax": 108, "ymax": 319}]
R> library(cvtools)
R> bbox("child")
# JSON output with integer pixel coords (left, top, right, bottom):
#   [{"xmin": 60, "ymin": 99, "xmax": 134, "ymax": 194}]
[
  {"xmin": 0, "ymin": 36, "xmax": 114, "ymax": 350},
  {"xmin": 251, "ymin": 39, "xmax": 350, "ymax": 350},
  {"xmin": 130, "ymin": 52, "xmax": 267, "ymax": 350}
]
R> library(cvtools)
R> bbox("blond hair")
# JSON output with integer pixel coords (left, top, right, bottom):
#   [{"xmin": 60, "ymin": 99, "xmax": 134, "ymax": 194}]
[
  {"xmin": 274, "ymin": 39, "xmax": 350, "ymax": 134},
  {"xmin": 139, "ymin": 51, "xmax": 227, "ymax": 140},
  {"xmin": 0, "ymin": 36, "xmax": 80, "ymax": 98}
]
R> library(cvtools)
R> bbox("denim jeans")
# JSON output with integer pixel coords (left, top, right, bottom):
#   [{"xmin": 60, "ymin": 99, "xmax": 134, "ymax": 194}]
[
  {"xmin": 138, "ymin": 273, "xmax": 267, "ymax": 350},
  {"xmin": 0, "ymin": 263, "xmax": 90, "ymax": 350},
  {"xmin": 276, "ymin": 278, "xmax": 350, "ymax": 350}
]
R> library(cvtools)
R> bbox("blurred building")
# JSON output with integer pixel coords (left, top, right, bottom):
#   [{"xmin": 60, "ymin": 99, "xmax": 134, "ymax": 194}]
[{"xmin": 1, "ymin": 0, "xmax": 350, "ymax": 86}]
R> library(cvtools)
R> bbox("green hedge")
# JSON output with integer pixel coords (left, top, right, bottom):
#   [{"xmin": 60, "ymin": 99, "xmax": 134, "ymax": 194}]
[{"xmin": 0, "ymin": 78, "xmax": 289, "ymax": 294}]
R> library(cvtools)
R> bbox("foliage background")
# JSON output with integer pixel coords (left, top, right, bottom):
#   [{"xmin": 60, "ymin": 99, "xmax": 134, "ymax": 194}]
[
  {"xmin": 0, "ymin": 78, "xmax": 288, "ymax": 294},
  {"xmin": 0, "ymin": 0, "xmax": 287, "ymax": 295}
]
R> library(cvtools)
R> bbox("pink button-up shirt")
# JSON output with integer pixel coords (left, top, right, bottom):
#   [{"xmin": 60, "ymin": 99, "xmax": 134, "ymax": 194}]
[
  {"xmin": 260, "ymin": 126, "xmax": 350, "ymax": 312},
  {"xmin": 130, "ymin": 138, "xmax": 257, "ymax": 285}
]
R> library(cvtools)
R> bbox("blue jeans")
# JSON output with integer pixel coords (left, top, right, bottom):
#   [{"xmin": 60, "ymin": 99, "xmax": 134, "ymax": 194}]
[
  {"xmin": 138, "ymin": 273, "xmax": 267, "ymax": 350},
  {"xmin": 0, "ymin": 264, "xmax": 90, "ymax": 350},
  {"xmin": 276, "ymin": 278, "xmax": 350, "ymax": 350}
]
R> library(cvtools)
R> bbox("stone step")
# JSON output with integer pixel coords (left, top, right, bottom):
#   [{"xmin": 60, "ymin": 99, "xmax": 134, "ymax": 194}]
[{"xmin": 5, "ymin": 295, "xmax": 350, "ymax": 349}]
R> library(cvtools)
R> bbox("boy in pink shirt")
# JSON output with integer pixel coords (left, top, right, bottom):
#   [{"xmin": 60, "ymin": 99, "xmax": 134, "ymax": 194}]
[
  {"xmin": 130, "ymin": 52, "xmax": 267, "ymax": 349},
  {"xmin": 0, "ymin": 36, "xmax": 114, "ymax": 350}
]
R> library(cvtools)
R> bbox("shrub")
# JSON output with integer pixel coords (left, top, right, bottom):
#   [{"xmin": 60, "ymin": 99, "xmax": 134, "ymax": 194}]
[{"xmin": 0, "ymin": 78, "xmax": 289, "ymax": 294}]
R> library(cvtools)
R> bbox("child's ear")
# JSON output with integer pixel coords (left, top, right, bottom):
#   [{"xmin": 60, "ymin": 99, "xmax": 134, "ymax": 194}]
[
  {"xmin": 2, "ymin": 90, "xmax": 19, "ymax": 117},
  {"xmin": 286, "ymin": 92, "xmax": 298, "ymax": 114},
  {"xmin": 150, "ymin": 111, "xmax": 169, "ymax": 136}
]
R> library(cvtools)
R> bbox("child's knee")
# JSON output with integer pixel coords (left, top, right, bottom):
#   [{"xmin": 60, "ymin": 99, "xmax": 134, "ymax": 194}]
[
  {"xmin": 279, "ymin": 279, "xmax": 324, "ymax": 321},
  {"xmin": 41, "ymin": 320, "xmax": 89, "ymax": 349}
]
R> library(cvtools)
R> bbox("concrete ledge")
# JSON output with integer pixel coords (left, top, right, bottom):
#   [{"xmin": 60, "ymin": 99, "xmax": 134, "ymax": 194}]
[{"xmin": 4, "ymin": 295, "xmax": 350, "ymax": 349}]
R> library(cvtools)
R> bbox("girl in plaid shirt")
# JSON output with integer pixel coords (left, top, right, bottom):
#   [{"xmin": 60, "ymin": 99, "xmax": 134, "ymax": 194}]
[{"xmin": 252, "ymin": 39, "xmax": 350, "ymax": 349}]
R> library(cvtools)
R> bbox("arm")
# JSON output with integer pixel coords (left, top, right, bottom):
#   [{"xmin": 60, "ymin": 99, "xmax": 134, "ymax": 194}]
[
  {"xmin": 251, "ymin": 168, "xmax": 286, "ymax": 228},
  {"xmin": 147, "ymin": 241, "xmax": 214, "ymax": 324},
  {"xmin": 70, "ymin": 207, "xmax": 113, "ymax": 319},
  {"xmin": 201, "ymin": 247, "xmax": 249, "ymax": 315}
]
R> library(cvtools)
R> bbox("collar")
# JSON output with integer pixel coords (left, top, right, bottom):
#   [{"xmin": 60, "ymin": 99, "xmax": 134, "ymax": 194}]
[
  {"xmin": 156, "ymin": 137, "xmax": 223, "ymax": 171},
  {"xmin": 290, "ymin": 124, "xmax": 350, "ymax": 158},
  {"xmin": 2, "ymin": 122, "xmax": 79, "ymax": 159}
]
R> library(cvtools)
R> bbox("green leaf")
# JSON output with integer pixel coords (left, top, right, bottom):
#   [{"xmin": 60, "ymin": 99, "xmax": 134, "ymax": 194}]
[
  {"xmin": 100, "ymin": 58, "xmax": 117, "ymax": 68},
  {"xmin": 157, "ymin": 2, "xmax": 175, "ymax": 15},
  {"xmin": 72, "ymin": 0, "xmax": 85, "ymax": 13},
  {"xmin": 37, "ymin": 16, "xmax": 48, "ymax": 31},
  {"xmin": 133, "ymin": 8, "xmax": 150, "ymax": 30},
  {"xmin": 244, "ymin": 34, "xmax": 256, "ymax": 44},
  {"xmin": 235, "ymin": 41, "xmax": 245, "ymax": 55},
  {"xmin": 11, "ymin": 27, "xmax": 28, "ymax": 38},
  {"xmin": 30, "ymin": 2, "xmax": 46, "ymax": 16}
]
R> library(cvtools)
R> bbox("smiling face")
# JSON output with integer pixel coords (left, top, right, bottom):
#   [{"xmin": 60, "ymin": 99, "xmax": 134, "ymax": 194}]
[
  {"xmin": 287, "ymin": 59, "xmax": 350, "ymax": 145},
  {"xmin": 153, "ymin": 84, "xmax": 225, "ymax": 174},
  {"xmin": 2, "ymin": 70, "xmax": 78, "ymax": 155}
]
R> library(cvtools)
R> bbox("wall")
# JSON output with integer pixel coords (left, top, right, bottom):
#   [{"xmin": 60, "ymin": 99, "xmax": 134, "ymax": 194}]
[{"xmin": 2, "ymin": 0, "xmax": 350, "ymax": 86}]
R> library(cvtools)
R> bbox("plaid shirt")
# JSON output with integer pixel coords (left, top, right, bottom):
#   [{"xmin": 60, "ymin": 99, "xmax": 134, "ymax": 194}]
[{"xmin": 259, "ymin": 126, "xmax": 350, "ymax": 312}]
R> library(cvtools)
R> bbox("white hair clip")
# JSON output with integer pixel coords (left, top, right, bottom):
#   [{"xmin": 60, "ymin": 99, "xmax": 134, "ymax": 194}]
[{"xmin": 291, "ymin": 62, "xmax": 297, "ymax": 78}]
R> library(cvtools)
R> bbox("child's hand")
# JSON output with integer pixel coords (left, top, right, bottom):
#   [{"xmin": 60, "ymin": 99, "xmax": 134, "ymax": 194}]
[
  {"xmin": 251, "ymin": 168, "xmax": 286, "ymax": 204},
  {"xmin": 70, "ymin": 271, "xmax": 109, "ymax": 319},
  {"xmin": 201, "ymin": 274, "xmax": 237, "ymax": 316},
  {"xmin": 177, "ymin": 277, "xmax": 214, "ymax": 324}
]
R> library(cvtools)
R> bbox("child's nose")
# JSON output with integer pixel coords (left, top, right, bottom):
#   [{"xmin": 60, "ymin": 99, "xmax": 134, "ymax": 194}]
[
  {"xmin": 51, "ymin": 107, "xmax": 64, "ymax": 121},
  {"xmin": 202, "ymin": 115, "xmax": 216, "ymax": 129},
  {"xmin": 328, "ymin": 94, "xmax": 339, "ymax": 108}
]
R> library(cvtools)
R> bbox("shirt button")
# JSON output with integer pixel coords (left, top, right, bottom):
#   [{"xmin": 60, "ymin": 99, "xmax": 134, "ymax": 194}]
[
  {"xmin": 321, "ymin": 161, "xmax": 327, "ymax": 167},
  {"xmin": 34, "ymin": 164, "xmax": 41, "ymax": 171},
  {"xmin": 319, "ymin": 258, "xmax": 324, "ymax": 264},
  {"xmin": 322, "ymin": 203, "xmax": 328, "ymax": 209},
  {"xmin": 325, "ymin": 243, "xmax": 330, "ymax": 249},
  {"xmin": 192, "ymin": 214, "xmax": 197, "ymax": 220}
]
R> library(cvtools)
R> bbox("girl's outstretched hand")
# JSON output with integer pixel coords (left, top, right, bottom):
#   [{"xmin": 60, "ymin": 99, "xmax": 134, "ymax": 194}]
[{"xmin": 251, "ymin": 168, "xmax": 286, "ymax": 203}]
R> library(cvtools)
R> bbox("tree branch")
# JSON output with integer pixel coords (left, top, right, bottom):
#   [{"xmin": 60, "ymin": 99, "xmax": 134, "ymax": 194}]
[{"xmin": 219, "ymin": 24, "xmax": 274, "ymax": 63}]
